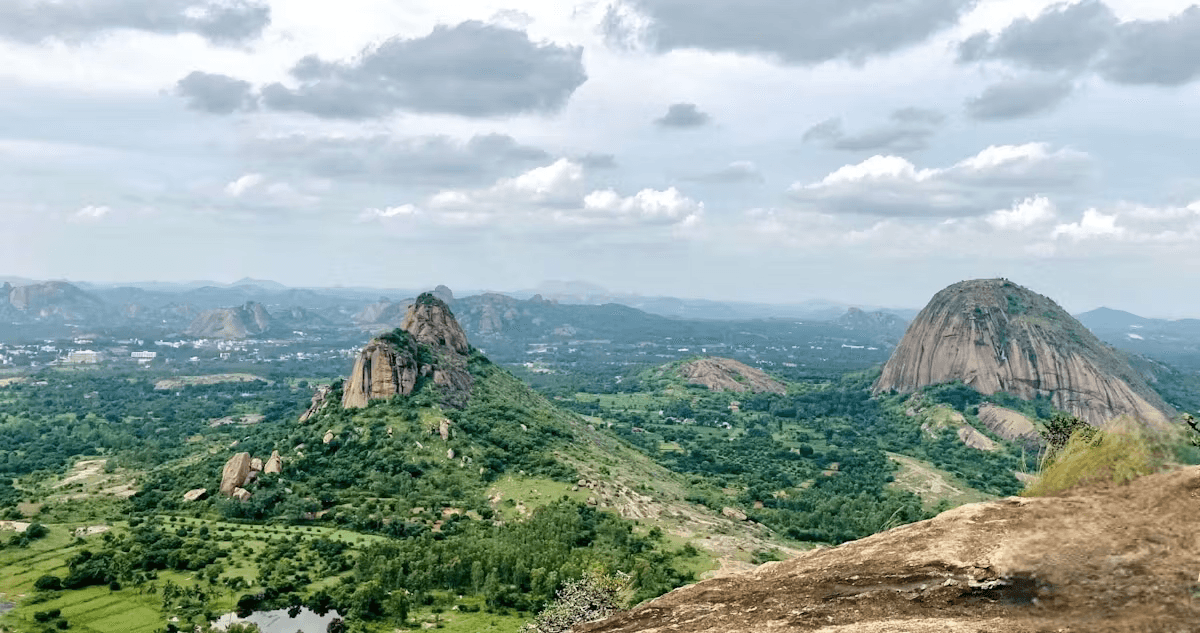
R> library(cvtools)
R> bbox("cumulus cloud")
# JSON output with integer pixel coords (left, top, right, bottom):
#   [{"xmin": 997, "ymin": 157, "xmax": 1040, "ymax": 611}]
[
  {"xmin": 1052, "ymin": 208, "xmax": 1124, "ymax": 240},
  {"xmin": 245, "ymin": 133, "xmax": 550, "ymax": 189},
  {"xmin": 605, "ymin": 0, "xmax": 976, "ymax": 65},
  {"xmin": 655, "ymin": 103, "xmax": 711, "ymax": 128},
  {"xmin": 684, "ymin": 161, "xmax": 763, "ymax": 184},
  {"xmin": 176, "ymin": 71, "xmax": 256, "ymax": 114},
  {"xmin": 986, "ymin": 196, "xmax": 1057, "ymax": 230},
  {"xmin": 0, "ymin": 0, "xmax": 270, "ymax": 46},
  {"xmin": 254, "ymin": 21, "xmax": 586, "ymax": 119},
  {"xmin": 360, "ymin": 204, "xmax": 419, "ymax": 221},
  {"xmin": 224, "ymin": 173, "xmax": 264, "ymax": 197},
  {"xmin": 960, "ymin": 1, "xmax": 1200, "ymax": 90},
  {"xmin": 965, "ymin": 76, "xmax": 1076, "ymax": 120},
  {"xmin": 803, "ymin": 107, "xmax": 945, "ymax": 152},
  {"xmin": 1049, "ymin": 201, "xmax": 1200, "ymax": 243},
  {"xmin": 366, "ymin": 159, "xmax": 703, "ymax": 230},
  {"xmin": 788, "ymin": 143, "xmax": 1092, "ymax": 216}
]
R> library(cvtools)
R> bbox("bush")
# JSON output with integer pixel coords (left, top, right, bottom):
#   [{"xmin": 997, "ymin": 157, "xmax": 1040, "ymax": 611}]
[
  {"xmin": 1025, "ymin": 418, "xmax": 1188, "ymax": 497},
  {"xmin": 33, "ymin": 609, "xmax": 61, "ymax": 622},
  {"xmin": 523, "ymin": 571, "xmax": 630, "ymax": 633},
  {"xmin": 34, "ymin": 575, "xmax": 63, "ymax": 591}
]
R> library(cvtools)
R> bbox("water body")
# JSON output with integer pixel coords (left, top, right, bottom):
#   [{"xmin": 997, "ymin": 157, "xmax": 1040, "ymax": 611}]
[{"xmin": 211, "ymin": 607, "xmax": 342, "ymax": 633}]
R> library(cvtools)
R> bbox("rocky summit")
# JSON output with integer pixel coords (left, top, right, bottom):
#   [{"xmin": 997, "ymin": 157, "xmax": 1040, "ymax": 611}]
[
  {"xmin": 342, "ymin": 292, "xmax": 473, "ymax": 409},
  {"xmin": 186, "ymin": 301, "xmax": 272, "ymax": 339},
  {"xmin": 582, "ymin": 466, "xmax": 1200, "ymax": 633},
  {"xmin": 873, "ymin": 279, "xmax": 1171, "ymax": 427},
  {"xmin": 678, "ymin": 357, "xmax": 787, "ymax": 395}
]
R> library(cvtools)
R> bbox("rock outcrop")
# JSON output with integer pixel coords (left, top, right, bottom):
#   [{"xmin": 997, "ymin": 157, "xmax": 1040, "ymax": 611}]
[
  {"xmin": 583, "ymin": 466, "xmax": 1200, "ymax": 633},
  {"xmin": 679, "ymin": 357, "xmax": 786, "ymax": 395},
  {"xmin": 264, "ymin": 450, "xmax": 282, "ymax": 474},
  {"xmin": 186, "ymin": 301, "xmax": 272, "ymax": 339},
  {"xmin": 220, "ymin": 452, "xmax": 252, "ymax": 496},
  {"xmin": 874, "ymin": 279, "xmax": 1171, "ymax": 427},
  {"xmin": 231, "ymin": 488, "xmax": 252, "ymax": 501},
  {"xmin": 183, "ymin": 488, "xmax": 208, "ymax": 502},
  {"xmin": 1, "ymin": 281, "xmax": 107, "ymax": 322},
  {"xmin": 977, "ymin": 404, "xmax": 1040, "ymax": 447},
  {"xmin": 342, "ymin": 293, "xmax": 473, "ymax": 409},
  {"xmin": 299, "ymin": 384, "xmax": 332, "ymax": 422}
]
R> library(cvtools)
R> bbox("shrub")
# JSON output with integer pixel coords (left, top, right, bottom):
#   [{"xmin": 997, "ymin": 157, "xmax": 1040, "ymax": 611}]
[
  {"xmin": 523, "ymin": 571, "xmax": 630, "ymax": 633},
  {"xmin": 1024, "ymin": 418, "xmax": 1190, "ymax": 497},
  {"xmin": 34, "ymin": 575, "xmax": 63, "ymax": 591}
]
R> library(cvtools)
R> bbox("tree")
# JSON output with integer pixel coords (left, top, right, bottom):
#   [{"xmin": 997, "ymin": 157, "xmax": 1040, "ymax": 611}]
[{"xmin": 34, "ymin": 575, "xmax": 63, "ymax": 591}]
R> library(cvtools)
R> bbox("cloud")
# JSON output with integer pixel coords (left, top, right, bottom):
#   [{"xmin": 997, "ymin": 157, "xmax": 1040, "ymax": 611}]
[
  {"xmin": 605, "ymin": 0, "xmax": 977, "ymax": 65},
  {"xmin": 246, "ymin": 133, "xmax": 550, "ymax": 189},
  {"xmin": 788, "ymin": 143, "xmax": 1092, "ymax": 216},
  {"xmin": 224, "ymin": 173, "xmax": 264, "ymax": 197},
  {"xmin": 367, "ymin": 159, "xmax": 703, "ymax": 229},
  {"xmin": 684, "ymin": 161, "xmax": 763, "ymax": 184},
  {"xmin": 960, "ymin": 2, "xmax": 1200, "ymax": 88},
  {"xmin": 1052, "ymin": 208, "xmax": 1124, "ymax": 240},
  {"xmin": 360, "ymin": 204, "xmax": 419, "ymax": 222},
  {"xmin": 1097, "ymin": 6, "xmax": 1200, "ymax": 86},
  {"xmin": 802, "ymin": 107, "xmax": 945, "ymax": 152},
  {"xmin": 176, "ymin": 71, "xmax": 256, "ymax": 114},
  {"xmin": 574, "ymin": 153, "xmax": 618, "ymax": 169},
  {"xmin": 0, "ymin": 0, "xmax": 270, "ymax": 46},
  {"xmin": 255, "ymin": 21, "xmax": 586, "ymax": 119},
  {"xmin": 965, "ymin": 76, "xmax": 1076, "ymax": 120},
  {"xmin": 655, "ymin": 103, "xmax": 711, "ymax": 128},
  {"xmin": 73, "ymin": 205, "xmax": 111, "ymax": 220},
  {"xmin": 986, "ymin": 196, "xmax": 1057, "ymax": 229}
]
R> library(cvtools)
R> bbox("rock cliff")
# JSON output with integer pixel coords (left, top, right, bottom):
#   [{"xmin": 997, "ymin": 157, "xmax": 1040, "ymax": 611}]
[
  {"xmin": 186, "ymin": 301, "xmax": 272, "ymax": 339},
  {"xmin": 583, "ymin": 466, "xmax": 1200, "ymax": 633},
  {"xmin": 874, "ymin": 279, "xmax": 1171, "ymax": 427},
  {"xmin": 342, "ymin": 293, "xmax": 473, "ymax": 409},
  {"xmin": 679, "ymin": 357, "xmax": 787, "ymax": 395}
]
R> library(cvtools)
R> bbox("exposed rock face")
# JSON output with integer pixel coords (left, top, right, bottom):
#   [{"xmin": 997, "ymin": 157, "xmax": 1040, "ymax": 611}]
[
  {"xmin": 220, "ymin": 453, "xmax": 252, "ymax": 496},
  {"xmin": 721, "ymin": 506, "xmax": 748, "ymax": 521},
  {"xmin": 187, "ymin": 301, "xmax": 272, "ymax": 339},
  {"xmin": 343, "ymin": 293, "xmax": 473, "ymax": 409},
  {"xmin": 956, "ymin": 426, "xmax": 997, "ymax": 451},
  {"xmin": 439, "ymin": 419, "xmax": 451, "ymax": 441},
  {"xmin": 679, "ymin": 357, "xmax": 786, "ymax": 395},
  {"xmin": 977, "ymin": 404, "xmax": 1040, "ymax": 447},
  {"xmin": 183, "ymin": 488, "xmax": 208, "ymax": 502},
  {"xmin": 874, "ymin": 279, "xmax": 1171, "ymax": 427},
  {"xmin": 1, "ymin": 281, "xmax": 107, "ymax": 322},
  {"xmin": 299, "ymin": 384, "xmax": 332, "ymax": 422},
  {"xmin": 231, "ymin": 488, "xmax": 252, "ymax": 501},
  {"xmin": 264, "ymin": 450, "xmax": 282, "ymax": 474},
  {"xmin": 432, "ymin": 284, "xmax": 454, "ymax": 303},
  {"xmin": 584, "ymin": 466, "xmax": 1200, "ymax": 633},
  {"xmin": 250, "ymin": 458, "xmax": 263, "ymax": 471}
]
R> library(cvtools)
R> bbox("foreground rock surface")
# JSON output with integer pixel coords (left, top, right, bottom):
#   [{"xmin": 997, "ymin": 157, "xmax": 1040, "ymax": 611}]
[
  {"xmin": 581, "ymin": 466, "xmax": 1200, "ymax": 633},
  {"xmin": 874, "ymin": 279, "xmax": 1171, "ymax": 427}
]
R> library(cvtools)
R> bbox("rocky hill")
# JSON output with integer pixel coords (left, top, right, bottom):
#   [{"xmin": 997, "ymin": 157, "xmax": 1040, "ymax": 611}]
[
  {"xmin": 873, "ymin": 279, "xmax": 1171, "ymax": 427},
  {"xmin": 678, "ymin": 357, "xmax": 787, "ymax": 395},
  {"xmin": 0, "ymin": 281, "xmax": 107, "ymax": 322},
  {"xmin": 185, "ymin": 301, "xmax": 272, "ymax": 339},
  {"xmin": 342, "ymin": 293, "xmax": 473, "ymax": 409},
  {"xmin": 582, "ymin": 465, "xmax": 1200, "ymax": 633},
  {"xmin": 834, "ymin": 307, "xmax": 908, "ymax": 338}
]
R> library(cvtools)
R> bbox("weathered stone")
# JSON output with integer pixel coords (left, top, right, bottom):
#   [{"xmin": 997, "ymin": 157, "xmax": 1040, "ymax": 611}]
[
  {"xmin": 231, "ymin": 488, "xmax": 251, "ymax": 501},
  {"xmin": 679, "ymin": 357, "xmax": 786, "ymax": 395},
  {"xmin": 722, "ymin": 506, "xmax": 748, "ymax": 521},
  {"xmin": 978, "ymin": 404, "xmax": 1041, "ymax": 447},
  {"xmin": 299, "ymin": 384, "xmax": 332, "ymax": 422},
  {"xmin": 220, "ymin": 453, "xmax": 252, "ymax": 496},
  {"xmin": 341, "ymin": 338, "xmax": 420, "ymax": 409},
  {"xmin": 264, "ymin": 450, "xmax": 282, "ymax": 474},
  {"xmin": 250, "ymin": 458, "xmax": 263, "ymax": 471},
  {"xmin": 401, "ymin": 294, "xmax": 469, "ymax": 354},
  {"xmin": 323, "ymin": 430, "xmax": 334, "ymax": 444},
  {"xmin": 874, "ymin": 279, "xmax": 1172, "ymax": 427},
  {"xmin": 183, "ymin": 488, "xmax": 208, "ymax": 502},
  {"xmin": 447, "ymin": 448, "xmax": 455, "ymax": 460},
  {"xmin": 439, "ymin": 419, "xmax": 452, "ymax": 441}
]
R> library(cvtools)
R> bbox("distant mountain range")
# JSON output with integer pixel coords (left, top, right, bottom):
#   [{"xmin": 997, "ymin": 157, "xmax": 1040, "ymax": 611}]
[{"xmin": 1075, "ymin": 307, "xmax": 1200, "ymax": 369}]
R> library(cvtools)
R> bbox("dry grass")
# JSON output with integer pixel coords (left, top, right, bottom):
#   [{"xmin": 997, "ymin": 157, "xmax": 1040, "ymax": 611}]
[{"xmin": 1023, "ymin": 417, "xmax": 1196, "ymax": 497}]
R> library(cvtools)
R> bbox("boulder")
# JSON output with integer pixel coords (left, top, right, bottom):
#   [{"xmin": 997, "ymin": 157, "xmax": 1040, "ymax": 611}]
[
  {"xmin": 183, "ymin": 488, "xmax": 208, "ymax": 502},
  {"xmin": 323, "ymin": 430, "xmax": 334, "ymax": 444},
  {"xmin": 439, "ymin": 419, "xmax": 452, "ymax": 441},
  {"xmin": 722, "ymin": 506, "xmax": 748, "ymax": 521},
  {"xmin": 231, "ymin": 488, "xmax": 252, "ymax": 501},
  {"xmin": 299, "ymin": 384, "xmax": 332, "ymax": 422},
  {"xmin": 447, "ymin": 448, "xmax": 456, "ymax": 460},
  {"xmin": 220, "ymin": 452, "xmax": 253, "ymax": 496},
  {"xmin": 264, "ymin": 450, "xmax": 282, "ymax": 474},
  {"xmin": 250, "ymin": 458, "xmax": 263, "ymax": 471}
]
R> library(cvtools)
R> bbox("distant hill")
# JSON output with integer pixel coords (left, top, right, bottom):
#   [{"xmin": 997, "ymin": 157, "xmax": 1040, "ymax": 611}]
[
  {"xmin": 0, "ymin": 281, "xmax": 108, "ymax": 322},
  {"xmin": 1076, "ymin": 307, "xmax": 1200, "ymax": 370},
  {"xmin": 186, "ymin": 302, "xmax": 273, "ymax": 339},
  {"xmin": 875, "ymin": 279, "xmax": 1172, "ymax": 427}
]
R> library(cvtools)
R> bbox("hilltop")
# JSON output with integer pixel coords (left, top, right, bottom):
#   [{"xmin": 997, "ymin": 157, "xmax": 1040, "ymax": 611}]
[
  {"xmin": 874, "ymin": 279, "xmax": 1172, "ymax": 427},
  {"xmin": 582, "ymin": 465, "xmax": 1200, "ymax": 633}
]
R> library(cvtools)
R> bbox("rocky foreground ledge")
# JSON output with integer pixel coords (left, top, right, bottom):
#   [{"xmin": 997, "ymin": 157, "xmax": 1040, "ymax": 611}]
[{"xmin": 580, "ymin": 466, "xmax": 1200, "ymax": 633}]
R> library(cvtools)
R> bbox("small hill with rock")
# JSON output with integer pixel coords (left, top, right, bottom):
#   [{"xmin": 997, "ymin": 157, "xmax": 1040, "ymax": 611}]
[
  {"xmin": 186, "ymin": 301, "xmax": 272, "ymax": 338},
  {"xmin": 678, "ymin": 357, "xmax": 787, "ymax": 395},
  {"xmin": 582, "ymin": 465, "xmax": 1200, "ymax": 633},
  {"xmin": 342, "ymin": 293, "xmax": 473, "ymax": 409},
  {"xmin": 874, "ymin": 279, "xmax": 1171, "ymax": 427},
  {"xmin": 0, "ymin": 280, "xmax": 107, "ymax": 322}
]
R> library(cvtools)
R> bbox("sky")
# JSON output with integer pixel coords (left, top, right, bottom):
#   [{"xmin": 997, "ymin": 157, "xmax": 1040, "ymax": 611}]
[{"xmin": 3, "ymin": 0, "xmax": 1200, "ymax": 317}]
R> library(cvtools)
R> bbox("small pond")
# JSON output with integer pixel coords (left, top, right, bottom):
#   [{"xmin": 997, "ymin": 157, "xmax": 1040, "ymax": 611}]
[{"xmin": 212, "ymin": 607, "xmax": 342, "ymax": 633}]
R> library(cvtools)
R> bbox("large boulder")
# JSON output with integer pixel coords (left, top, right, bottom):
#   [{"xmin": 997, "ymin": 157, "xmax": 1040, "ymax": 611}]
[
  {"xmin": 299, "ymin": 384, "xmax": 332, "ymax": 422},
  {"xmin": 220, "ymin": 452, "xmax": 253, "ymax": 496},
  {"xmin": 183, "ymin": 488, "xmax": 208, "ymax": 502},
  {"xmin": 264, "ymin": 450, "xmax": 282, "ymax": 474}
]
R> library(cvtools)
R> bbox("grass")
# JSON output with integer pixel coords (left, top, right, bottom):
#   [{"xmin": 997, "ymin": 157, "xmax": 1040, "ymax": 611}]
[
  {"xmin": 1023, "ymin": 418, "xmax": 1200, "ymax": 497},
  {"xmin": 885, "ymin": 453, "xmax": 994, "ymax": 510},
  {"xmin": 486, "ymin": 476, "xmax": 594, "ymax": 521}
]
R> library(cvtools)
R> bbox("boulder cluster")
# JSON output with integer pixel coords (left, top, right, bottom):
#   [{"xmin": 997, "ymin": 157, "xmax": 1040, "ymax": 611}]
[{"xmin": 215, "ymin": 449, "xmax": 284, "ymax": 501}]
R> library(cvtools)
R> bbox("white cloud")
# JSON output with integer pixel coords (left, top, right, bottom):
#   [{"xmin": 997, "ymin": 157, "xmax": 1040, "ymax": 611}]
[
  {"xmin": 1052, "ymin": 208, "xmax": 1124, "ymax": 240},
  {"xmin": 580, "ymin": 186, "xmax": 704, "ymax": 224},
  {"xmin": 225, "ymin": 173, "xmax": 265, "ymax": 197},
  {"xmin": 492, "ymin": 158, "xmax": 584, "ymax": 202},
  {"xmin": 789, "ymin": 143, "xmax": 1092, "ymax": 217},
  {"xmin": 360, "ymin": 204, "xmax": 419, "ymax": 221},
  {"xmin": 986, "ymin": 196, "xmax": 1057, "ymax": 229},
  {"xmin": 73, "ymin": 205, "xmax": 111, "ymax": 220}
]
